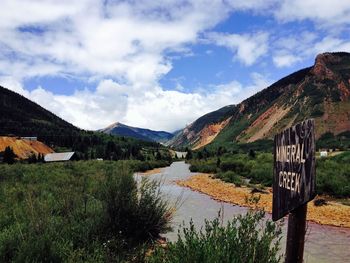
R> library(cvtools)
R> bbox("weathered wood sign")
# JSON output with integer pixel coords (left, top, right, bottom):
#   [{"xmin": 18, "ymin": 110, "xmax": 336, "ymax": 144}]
[{"xmin": 272, "ymin": 119, "xmax": 316, "ymax": 221}]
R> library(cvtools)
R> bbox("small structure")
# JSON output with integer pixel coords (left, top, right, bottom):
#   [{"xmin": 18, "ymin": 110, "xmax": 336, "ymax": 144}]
[
  {"xmin": 21, "ymin": 137, "xmax": 37, "ymax": 141},
  {"xmin": 320, "ymin": 151, "xmax": 328, "ymax": 157},
  {"xmin": 175, "ymin": 151, "xmax": 187, "ymax": 158},
  {"xmin": 44, "ymin": 152, "xmax": 76, "ymax": 162}
]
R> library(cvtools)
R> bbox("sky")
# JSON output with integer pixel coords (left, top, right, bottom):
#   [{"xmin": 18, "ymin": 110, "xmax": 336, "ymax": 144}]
[{"xmin": 1, "ymin": 0, "xmax": 350, "ymax": 132}]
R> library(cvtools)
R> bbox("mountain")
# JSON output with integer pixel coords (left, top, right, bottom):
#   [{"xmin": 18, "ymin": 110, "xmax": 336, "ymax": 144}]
[
  {"xmin": 166, "ymin": 105, "xmax": 236, "ymax": 149},
  {"xmin": 169, "ymin": 52, "xmax": 350, "ymax": 149},
  {"xmin": 100, "ymin": 122, "xmax": 174, "ymax": 143},
  {"xmin": 0, "ymin": 86, "xmax": 160, "ymax": 156},
  {"xmin": 0, "ymin": 85, "xmax": 81, "ymax": 138}
]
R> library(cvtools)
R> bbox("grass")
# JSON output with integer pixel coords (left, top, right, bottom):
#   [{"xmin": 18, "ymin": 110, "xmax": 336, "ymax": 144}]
[{"xmin": 0, "ymin": 160, "xmax": 172, "ymax": 262}]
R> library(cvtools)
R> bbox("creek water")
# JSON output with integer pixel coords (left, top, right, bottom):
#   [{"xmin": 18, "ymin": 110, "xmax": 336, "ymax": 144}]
[{"xmin": 135, "ymin": 161, "xmax": 350, "ymax": 263}]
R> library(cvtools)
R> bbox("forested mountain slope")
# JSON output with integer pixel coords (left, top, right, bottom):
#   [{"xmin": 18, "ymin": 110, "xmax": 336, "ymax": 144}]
[{"xmin": 169, "ymin": 52, "xmax": 350, "ymax": 150}]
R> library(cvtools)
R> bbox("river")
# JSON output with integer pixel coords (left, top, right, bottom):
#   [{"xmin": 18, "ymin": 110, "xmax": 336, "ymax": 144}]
[{"xmin": 135, "ymin": 161, "xmax": 350, "ymax": 263}]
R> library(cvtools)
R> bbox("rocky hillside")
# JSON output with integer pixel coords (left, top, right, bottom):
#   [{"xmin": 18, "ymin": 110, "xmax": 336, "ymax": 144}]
[
  {"xmin": 100, "ymin": 122, "xmax": 174, "ymax": 143},
  {"xmin": 0, "ymin": 136, "xmax": 54, "ymax": 159},
  {"xmin": 167, "ymin": 105, "xmax": 236, "ymax": 148},
  {"xmin": 169, "ymin": 52, "xmax": 350, "ymax": 149}
]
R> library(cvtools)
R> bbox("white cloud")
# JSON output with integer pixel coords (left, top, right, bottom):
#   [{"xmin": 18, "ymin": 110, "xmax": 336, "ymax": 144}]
[
  {"xmin": 0, "ymin": 0, "xmax": 233, "ymax": 81},
  {"xmin": 0, "ymin": 0, "xmax": 275, "ymax": 131},
  {"xmin": 0, "ymin": 76, "xmax": 28, "ymax": 96},
  {"xmin": 312, "ymin": 37, "xmax": 350, "ymax": 54},
  {"xmin": 0, "ymin": 73, "xmax": 270, "ymax": 132},
  {"xmin": 227, "ymin": 0, "xmax": 277, "ymax": 11},
  {"xmin": 273, "ymin": 54, "xmax": 302, "ymax": 68},
  {"xmin": 207, "ymin": 32, "xmax": 269, "ymax": 65},
  {"xmin": 1, "ymin": 0, "xmax": 350, "ymax": 132},
  {"xmin": 118, "ymin": 72, "xmax": 271, "ymax": 131},
  {"xmin": 0, "ymin": 0, "xmax": 239, "ymax": 131},
  {"xmin": 0, "ymin": 77, "xmax": 129, "ymax": 130},
  {"xmin": 272, "ymin": 32, "xmax": 350, "ymax": 68},
  {"xmin": 275, "ymin": 0, "xmax": 350, "ymax": 27}
]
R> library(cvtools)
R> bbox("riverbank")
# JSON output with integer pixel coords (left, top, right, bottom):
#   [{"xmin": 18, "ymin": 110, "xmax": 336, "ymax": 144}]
[
  {"xmin": 177, "ymin": 173, "xmax": 350, "ymax": 228},
  {"xmin": 139, "ymin": 167, "xmax": 164, "ymax": 175}
]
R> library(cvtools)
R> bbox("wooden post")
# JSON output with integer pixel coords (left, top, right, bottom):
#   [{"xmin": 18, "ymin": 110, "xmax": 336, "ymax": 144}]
[{"xmin": 285, "ymin": 203, "xmax": 308, "ymax": 263}]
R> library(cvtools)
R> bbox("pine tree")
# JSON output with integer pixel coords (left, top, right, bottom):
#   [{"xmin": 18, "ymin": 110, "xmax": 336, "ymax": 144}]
[
  {"xmin": 197, "ymin": 151, "xmax": 203, "ymax": 160},
  {"xmin": 156, "ymin": 151, "xmax": 162, "ymax": 160},
  {"xmin": 216, "ymin": 157, "xmax": 221, "ymax": 167},
  {"xmin": 28, "ymin": 153, "xmax": 37, "ymax": 164},
  {"xmin": 3, "ymin": 146, "xmax": 16, "ymax": 164},
  {"xmin": 40, "ymin": 153, "xmax": 45, "ymax": 162},
  {"xmin": 248, "ymin": 149, "xmax": 256, "ymax": 159},
  {"xmin": 186, "ymin": 149, "xmax": 192, "ymax": 160}
]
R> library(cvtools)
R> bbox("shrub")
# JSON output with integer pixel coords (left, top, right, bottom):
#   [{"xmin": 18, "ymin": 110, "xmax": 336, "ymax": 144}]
[
  {"xmin": 216, "ymin": 171, "xmax": 244, "ymax": 186},
  {"xmin": 189, "ymin": 161, "xmax": 217, "ymax": 173},
  {"xmin": 135, "ymin": 178, "xmax": 173, "ymax": 240},
  {"xmin": 100, "ymin": 164, "xmax": 173, "ymax": 245},
  {"xmin": 100, "ymin": 165, "xmax": 138, "ymax": 237},
  {"xmin": 316, "ymin": 157, "xmax": 350, "ymax": 197},
  {"xmin": 249, "ymin": 164, "xmax": 273, "ymax": 187},
  {"xmin": 220, "ymin": 160, "xmax": 251, "ymax": 176},
  {"xmin": 148, "ymin": 209, "xmax": 282, "ymax": 263}
]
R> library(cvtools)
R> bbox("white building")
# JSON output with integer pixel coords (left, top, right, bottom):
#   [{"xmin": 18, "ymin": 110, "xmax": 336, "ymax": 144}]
[
  {"xmin": 320, "ymin": 151, "xmax": 328, "ymax": 157},
  {"xmin": 44, "ymin": 152, "xmax": 76, "ymax": 162}
]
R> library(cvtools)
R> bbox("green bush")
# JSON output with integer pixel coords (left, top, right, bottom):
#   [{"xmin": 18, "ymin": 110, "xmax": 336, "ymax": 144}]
[
  {"xmin": 249, "ymin": 163, "xmax": 273, "ymax": 187},
  {"xmin": 220, "ymin": 160, "xmax": 250, "ymax": 176},
  {"xmin": 100, "ymin": 166, "xmax": 172, "ymax": 243},
  {"xmin": 135, "ymin": 178, "xmax": 173, "ymax": 240},
  {"xmin": 148, "ymin": 209, "xmax": 282, "ymax": 263},
  {"xmin": 100, "ymin": 165, "xmax": 138, "ymax": 237},
  {"xmin": 316, "ymin": 157, "xmax": 350, "ymax": 197},
  {"xmin": 189, "ymin": 161, "xmax": 218, "ymax": 173},
  {"xmin": 216, "ymin": 171, "xmax": 244, "ymax": 186}
]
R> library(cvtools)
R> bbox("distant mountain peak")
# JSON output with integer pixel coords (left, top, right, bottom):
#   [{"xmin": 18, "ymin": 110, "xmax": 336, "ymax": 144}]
[
  {"xmin": 99, "ymin": 122, "xmax": 174, "ymax": 143},
  {"xmin": 104, "ymin": 121, "xmax": 123, "ymax": 130},
  {"xmin": 311, "ymin": 52, "xmax": 347, "ymax": 79}
]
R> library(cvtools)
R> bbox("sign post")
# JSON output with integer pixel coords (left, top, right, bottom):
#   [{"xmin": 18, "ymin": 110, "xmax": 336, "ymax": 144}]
[{"xmin": 272, "ymin": 119, "xmax": 316, "ymax": 263}]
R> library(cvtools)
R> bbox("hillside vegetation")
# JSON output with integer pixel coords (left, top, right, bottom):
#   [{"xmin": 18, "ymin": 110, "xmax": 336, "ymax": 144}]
[{"xmin": 0, "ymin": 85, "xmax": 79, "ymax": 140}]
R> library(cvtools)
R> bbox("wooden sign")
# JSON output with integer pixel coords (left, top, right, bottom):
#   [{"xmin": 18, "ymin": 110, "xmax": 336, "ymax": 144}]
[{"xmin": 272, "ymin": 119, "xmax": 316, "ymax": 221}]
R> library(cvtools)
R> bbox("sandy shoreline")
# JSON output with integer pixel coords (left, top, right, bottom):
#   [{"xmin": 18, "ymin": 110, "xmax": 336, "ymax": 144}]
[
  {"xmin": 138, "ymin": 168, "xmax": 164, "ymax": 176},
  {"xmin": 177, "ymin": 173, "xmax": 350, "ymax": 228}
]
